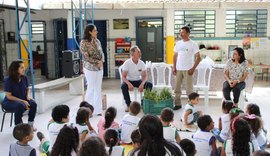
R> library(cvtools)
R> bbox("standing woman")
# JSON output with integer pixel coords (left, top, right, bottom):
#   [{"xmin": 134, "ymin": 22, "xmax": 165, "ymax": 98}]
[
  {"xmin": 80, "ymin": 24, "xmax": 104, "ymax": 116},
  {"xmin": 223, "ymin": 47, "xmax": 248, "ymax": 107},
  {"xmin": 2, "ymin": 60, "xmax": 37, "ymax": 128}
]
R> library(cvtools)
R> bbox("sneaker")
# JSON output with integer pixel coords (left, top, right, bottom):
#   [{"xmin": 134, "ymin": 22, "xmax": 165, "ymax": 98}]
[
  {"xmin": 37, "ymin": 132, "xmax": 45, "ymax": 142},
  {"xmin": 97, "ymin": 113, "xmax": 102, "ymax": 116},
  {"xmin": 173, "ymin": 105, "xmax": 182, "ymax": 110},
  {"xmin": 125, "ymin": 107, "xmax": 129, "ymax": 112}
]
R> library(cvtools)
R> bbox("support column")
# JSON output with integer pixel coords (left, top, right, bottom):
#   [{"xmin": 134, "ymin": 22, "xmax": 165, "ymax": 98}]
[
  {"xmin": 67, "ymin": 10, "xmax": 76, "ymax": 50},
  {"xmin": 165, "ymin": 9, "xmax": 175, "ymax": 64}
]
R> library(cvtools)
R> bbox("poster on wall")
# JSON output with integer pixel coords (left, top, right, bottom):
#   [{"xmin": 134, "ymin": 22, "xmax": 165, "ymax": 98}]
[
  {"xmin": 113, "ymin": 19, "xmax": 129, "ymax": 29},
  {"xmin": 242, "ymin": 37, "xmax": 251, "ymax": 50}
]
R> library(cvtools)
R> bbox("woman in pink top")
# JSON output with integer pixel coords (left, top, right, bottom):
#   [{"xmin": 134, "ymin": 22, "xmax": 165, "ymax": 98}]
[{"xmin": 97, "ymin": 107, "xmax": 119, "ymax": 142}]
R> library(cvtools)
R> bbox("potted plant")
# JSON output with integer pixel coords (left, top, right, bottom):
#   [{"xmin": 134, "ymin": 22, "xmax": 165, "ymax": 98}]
[{"xmin": 143, "ymin": 88, "xmax": 173, "ymax": 115}]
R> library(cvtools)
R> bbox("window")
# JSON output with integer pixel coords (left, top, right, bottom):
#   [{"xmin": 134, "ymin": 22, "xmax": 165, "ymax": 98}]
[
  {"xmin": 174, "ymin": 10, "xmax": 215, "ymax": 38},
  {"xmin": 226, "ymin": 9, "xmax": 267, "ymax": 37}
]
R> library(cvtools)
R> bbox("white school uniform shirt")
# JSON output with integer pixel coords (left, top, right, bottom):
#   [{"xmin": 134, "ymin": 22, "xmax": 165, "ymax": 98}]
[
  {"xmin": 192, "ymin": 130, "xmax": 215, "ymax": 156},
  {"xmin": 182, "ymin": 103, "xmax": 196, "ymax": 124},
  {"xmin": 256, "ymin": 129, "xmax": 267, "ymax": 148},
  {"xmin": 163, "ymin": 126, "xmax": 178, "ymax": 142},
  {"xmin": 224, "ymin": 139, "xmax": 254, "ymax": 156},
  {"xmin": 122, "ymin": 58, "xmax": 146, "ymax": 81},
  {"xmin": 174, "ymin": 39, "xmax": 199, "ymax": 71},
  {"xmin": 106, "ymin": 146, "xmax": 125, "ymax": 156},
  {"xmin": 220, "ymin": 114, "xmax": 231, "ymax": 141},
  {"xmin": 47, "ymin": 122, "xmax": 67, "ymax": 151},
  {"xmin": 121, "ymin": 113, "xmax": 140, "ymax": 143}
]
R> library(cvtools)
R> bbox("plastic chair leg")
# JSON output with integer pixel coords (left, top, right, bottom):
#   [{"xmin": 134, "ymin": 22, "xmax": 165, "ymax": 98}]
[
  {"xmin": 10, "ymin": 113, "xmax": 13, "ymax": 127},
  {"xmin": 1, "ymin": 112, "xmax": 6, "ymax": 132}
]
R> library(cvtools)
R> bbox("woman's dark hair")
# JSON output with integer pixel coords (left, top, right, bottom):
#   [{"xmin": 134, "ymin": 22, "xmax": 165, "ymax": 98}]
[
  {"xmin": 233, "ymin": 47, "xmax": 246, "ymax": 64},
  {"xmin": 82, "ymin": 24, "xmax": 96, "ymax": 42},
  {"xmin": 79, "ymin": 136, "xmax": 108, "ymax": 156},
  {"xmin": 8, "ymin": 60, "xmax": 24, "ymax": 82},
  {"xmin": 104, "ymin": 129, "xmax": 119, "ymax": 156},
  {"xmin": 246, "ymin": 103, "xmax": 261, "ymax": 117},
  {"xmin": 51, "ymin": 125, "xmax": 79, "ymax": 156},
  {"xmin": 76, "ymin": 107, "xmax": 90, "ymax": 124},
  {"xmin": 104, "ymin": 107, "xmax": 117, "ymax": 129},
  {"xmin": 231, "ymin": 118, "xmax": 251, "ymax": 156},
  {"xmin": 130, "ymin": 115, "xmax": 182, "ymax": 156},
  {"xmin": 222, "ymin": 100, "xmax": 234, "ymax": 113}
]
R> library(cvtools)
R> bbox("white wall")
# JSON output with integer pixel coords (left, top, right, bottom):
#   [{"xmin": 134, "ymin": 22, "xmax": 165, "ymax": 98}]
[{"xmin": 0, "ymin": 6, "xmax": 270, "ymax": 78}]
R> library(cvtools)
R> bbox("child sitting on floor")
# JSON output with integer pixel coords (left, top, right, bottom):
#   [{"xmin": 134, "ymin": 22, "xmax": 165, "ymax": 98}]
[
  {"xmin": 104, "ymin": 128, "xmax": 125, "ymax": 156},
  {"xmin": 97, "ymin": 107, "xmax": 119, "ymax": 142},
  {"xmin": 120, "ymin": 101, "xmax": 141, "ymax": 144},
  {"xmin": 9, "ymin": 123, "xmax": 36, "ymax": 156},
  {"xmin": 160, "ymin": 107, "xmax": 181, "ymax": 143},
  {"xmin": 182, "ymin": 92, "xmax": 202, "ymax": 128},
  {"xmin": 192, "ymin": 115, "xmax": 219, "ymax": 156}
]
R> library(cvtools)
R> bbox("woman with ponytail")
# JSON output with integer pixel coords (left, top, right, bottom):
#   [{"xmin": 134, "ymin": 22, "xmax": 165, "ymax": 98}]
[
  {"xmin": 97, "ymin": 107, "xmax": 119, "ymax": 142},
  {"xmin": 129, "ymin": 115, "xmax": 184, "ymax": 156},
  {"xmin": 104, "ymin": 129, "xmax": 124, "ymax": 156}
]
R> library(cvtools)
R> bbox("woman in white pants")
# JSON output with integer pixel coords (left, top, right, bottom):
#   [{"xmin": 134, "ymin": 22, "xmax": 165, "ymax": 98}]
[{"xmin": 80, "ymin": 24, "xmax": 104, "ymax": 115}]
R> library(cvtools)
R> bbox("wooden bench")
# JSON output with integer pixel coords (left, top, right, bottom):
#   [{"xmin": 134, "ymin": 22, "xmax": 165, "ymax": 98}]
[{"xmin": 33, "ymin": 75, "xmax": 84, "ymax": 113}]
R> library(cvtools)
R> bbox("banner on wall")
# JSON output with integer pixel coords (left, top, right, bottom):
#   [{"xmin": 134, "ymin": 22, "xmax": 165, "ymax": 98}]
[{"xmin": 243, "ymin": 37, "xmax": 268, "ymax": 50}]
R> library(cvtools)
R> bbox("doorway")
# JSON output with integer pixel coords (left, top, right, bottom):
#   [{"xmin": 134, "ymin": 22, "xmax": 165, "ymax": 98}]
[
  {"xmin": 31, "ymin": 21, "xmax": 48, "ymax": 79},
  {"xmin": 136, "ymin": 17, "xmax": 163, "ymax": 62}
]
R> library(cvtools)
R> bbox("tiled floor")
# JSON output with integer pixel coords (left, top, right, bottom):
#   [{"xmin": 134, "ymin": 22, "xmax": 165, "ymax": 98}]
[{"xmin": 0, "ymin": 78, "xmax": 270, "ymax": 155}]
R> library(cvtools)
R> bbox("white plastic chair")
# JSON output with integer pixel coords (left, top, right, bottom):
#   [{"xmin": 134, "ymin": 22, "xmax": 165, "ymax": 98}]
[
  {"xmin": 118, "ymin": 65, "xmax": 142, "ymax": 105},
  {"xmin": 193, "ymin": 64, "xmax": 213, "ymax": 110},
  {"xmin": 150, "ymin": 63, "xmax": 172, "ymax": 91}
]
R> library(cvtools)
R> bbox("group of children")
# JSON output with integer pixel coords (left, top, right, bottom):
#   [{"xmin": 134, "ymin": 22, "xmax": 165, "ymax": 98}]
[{"xmin": 9, "ymin": 91, "xmax": 270, "ymax": 156}]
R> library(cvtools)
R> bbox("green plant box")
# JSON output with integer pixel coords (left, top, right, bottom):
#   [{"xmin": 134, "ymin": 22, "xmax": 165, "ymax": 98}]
[{"xmin": 143, "ymin": 98, "xmax": 173, "ymax": 115}]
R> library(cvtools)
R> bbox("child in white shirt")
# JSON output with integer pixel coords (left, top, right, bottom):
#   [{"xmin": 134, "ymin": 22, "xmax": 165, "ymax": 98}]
[
  {"xmin": 192, "ymin": 115, "xmax": 219, "ymax": 156},
  {"xmin": 120, "ymin": 101, "xmax": 141, "ymax": 144},
  {"xmin": 160, "ymin": 107, "xmax": 181, "ymax": 143},
  {"xmin": 182, "ymin": 92, "xmax": 202, "ymax": 128}
]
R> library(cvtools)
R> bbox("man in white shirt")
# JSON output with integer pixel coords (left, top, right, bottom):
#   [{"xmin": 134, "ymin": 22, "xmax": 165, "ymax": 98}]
[
  {"xmin": 121, "ymin": 45, "xmax": 152, "ymax": 112},
  {"xmin": 173, "ymin": 26, "xmax": 201, "ymax": 110}
]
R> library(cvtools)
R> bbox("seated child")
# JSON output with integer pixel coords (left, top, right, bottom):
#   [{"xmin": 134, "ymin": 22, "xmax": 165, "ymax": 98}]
[
  {"xmin": 126, "ymin": 129, "xmax": 141, "ymax": 156},
  {"xmin": 79, "ymin": 136, "xmax": 108, "ymax": 156},
  {"xmin": 73, "ymin": 107, "xmax": 97, "ymax": 144},
  {"xmin": 160, "ymin": 107, "xmax": 181, "ymax": 143},
  {"xmin": 192, "ymin": 115, "xmax": 219, "ymax": 156},
  {"xmin": 179, "ymin": 138, "xmax": 196, "ymax": 156},
  {"xmin": 37, "ymin": 104, "xmax": 70, "ymax": 153},
  {"xmin": 241, "ymin": 113, "xmax": 267, "ymax": 150},
  {"xmin": 120, "ymin": 101, "xmax": 141, "ymax": 144},
  {"xmin": 70, "ymin": 101, "xmax": 94, "ymax": 125},
  {"xmin": 213, "ymin": 100, "xmax": 234, "ymax": 143},
  {"xmin": 221, "ymin": 118, "xmax": 255, "ymax": 156},
  {"xmin": 246, "ymin": 103, "xmax": 261, "ymax": 117},
  {"xmin": 104, "ymin": 128, "xmax": 125, "ymax": 156},
  {"xmin": 131, "ymin": 129, "xmax": 141, "ymax": 149},
  {"xmin": 51, "ymin": 125, "xmax": 79, "ymax": 156},
  {"xmin": 9, "ymin": 123, "xmax": 36, "ymax": 156},
  {"xmin": 97, "ymin": 107, "xmax": 119, "ymax": 142},
  {"xmin": 181, "ymin": 92, "xmax": 202, "ymax": 127}
]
